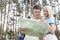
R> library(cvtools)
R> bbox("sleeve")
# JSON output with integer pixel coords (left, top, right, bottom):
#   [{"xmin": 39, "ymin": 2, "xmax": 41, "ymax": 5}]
[
  {"xmin": 24, "ymin": 34, "xmax": 25, "ymax": 38},
  {"xmin": 49, "ymin": 17, "xmax": 55, "ymax": 25},
  {"xmin": 49, "ymin": 17, "xmax": 56, "ymax": 30}
]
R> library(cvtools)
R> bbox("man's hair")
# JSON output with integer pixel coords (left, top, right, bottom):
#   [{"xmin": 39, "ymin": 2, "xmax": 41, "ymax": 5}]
[{"xmin": 33, "ymin": 5, "xmax": 41, "ymax": 10}]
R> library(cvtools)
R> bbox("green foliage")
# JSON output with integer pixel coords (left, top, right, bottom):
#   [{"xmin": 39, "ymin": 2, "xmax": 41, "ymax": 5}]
[
  {"xmin": 32, "ymin": 0, "xmax": 38, "ymax": 5},
  {"xmin": 24, "ymin": 0, "xmax": 38, "ymax": 5},
  {"xmin": 55, "ymin": 30, "xmax": 60, "ymax": 40},
  {"xmin": 12, "ymin": 0, "xmax": 18, "ymax": 3},
  {"xmin": 5, "ymin": 29, "xmax": 14, "ymax": 39},
  {"xmin": 6, "ymin": 30, "xmax": 14, "ymax": 35},
  {"xmin": 58, "ymin": 11, "xmax": 60, "ymax": 14},
  {"xmin": 42, "ymin": 0, "xmax": 47, "ymax": 5},
  {"xmin": 16, "ymin": 3, "xmax": 23, "ymax": 13},
  {"xmin": 0, "ymin": 1, "xmax": 4, "ymax": 7}
]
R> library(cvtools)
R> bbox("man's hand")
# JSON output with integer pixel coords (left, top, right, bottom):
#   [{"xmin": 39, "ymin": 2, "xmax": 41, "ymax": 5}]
[{"xmin": 18, "ymin": 27, "xmax": 24, "ymax": 34}]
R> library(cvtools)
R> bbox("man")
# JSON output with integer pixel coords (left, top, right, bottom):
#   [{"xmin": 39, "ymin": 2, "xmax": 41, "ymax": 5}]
[
  {"xmin": 24, "ymin": 5, "xmax": 44, "ymax": 40},
  {"xmin": 20, "ymin": 5, "xmax": 43, "ymax": 40}
]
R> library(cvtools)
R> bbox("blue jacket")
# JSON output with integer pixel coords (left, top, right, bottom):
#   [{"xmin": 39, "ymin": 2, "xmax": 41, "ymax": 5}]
[{"xmin": 19, "ymin": 34, "xmax": 25, "ymax": 40}]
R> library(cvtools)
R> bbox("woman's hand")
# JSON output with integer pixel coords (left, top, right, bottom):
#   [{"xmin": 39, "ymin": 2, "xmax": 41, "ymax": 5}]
[{"xmin": 40, "ymin": 19, "xmax": 46, "ymax": 23}]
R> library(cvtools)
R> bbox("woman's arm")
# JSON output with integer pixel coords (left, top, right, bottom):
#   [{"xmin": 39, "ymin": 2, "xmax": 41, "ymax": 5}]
[
  {"xmin": 49, "ymin": 23, "xmax": 56, "ymax": 34},
  {"xmin": 40, "ymin": 18, "xmax": 56, "ymax": 34}
]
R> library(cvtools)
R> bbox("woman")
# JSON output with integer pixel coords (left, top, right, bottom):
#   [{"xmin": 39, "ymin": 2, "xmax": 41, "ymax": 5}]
[{"xmin": 42, "ymin": 5, "xmax": 58, "ymax": 40}]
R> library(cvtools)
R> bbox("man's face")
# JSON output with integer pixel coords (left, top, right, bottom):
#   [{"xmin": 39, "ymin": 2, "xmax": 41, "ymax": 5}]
[{"xmin": 33, "ymin": 9, "xmax": 41, "ymax": 18}]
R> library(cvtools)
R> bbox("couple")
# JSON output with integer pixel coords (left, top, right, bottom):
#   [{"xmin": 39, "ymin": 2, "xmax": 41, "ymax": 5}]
[{"xmin": 19, "ymin": 5, "xmax": 58, "ymax": 40}]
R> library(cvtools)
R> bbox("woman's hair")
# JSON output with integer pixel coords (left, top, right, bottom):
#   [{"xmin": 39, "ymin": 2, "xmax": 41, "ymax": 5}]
[{"xmin": 43, "ymin": 5, "xmax": 54, "ymax": 17}]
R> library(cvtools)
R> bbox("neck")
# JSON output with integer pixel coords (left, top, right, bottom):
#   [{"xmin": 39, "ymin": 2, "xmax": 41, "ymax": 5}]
[
  {"xmin": 33, "ymin": 16, "xmax": 40, "ymax": 20},
  {"xmin": 45, "ymin": 16, "xmax": 49, "ymax": 18}
]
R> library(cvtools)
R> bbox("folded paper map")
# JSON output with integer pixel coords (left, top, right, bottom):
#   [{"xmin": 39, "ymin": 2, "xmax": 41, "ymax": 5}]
[{"xmin": 18, "ymin": 18, "xmax": 49, "ymax": 37}]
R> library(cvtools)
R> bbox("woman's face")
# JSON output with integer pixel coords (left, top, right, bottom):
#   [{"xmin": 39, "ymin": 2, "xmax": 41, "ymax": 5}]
[{"xmin": 43, "ymin": 7, "xmax": 49, "ymax": 17}]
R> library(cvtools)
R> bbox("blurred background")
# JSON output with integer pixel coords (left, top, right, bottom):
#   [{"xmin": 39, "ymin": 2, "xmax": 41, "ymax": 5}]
[{"xmin": 0, "ymin": 0, "xmax": 60, "ymax": 40}]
